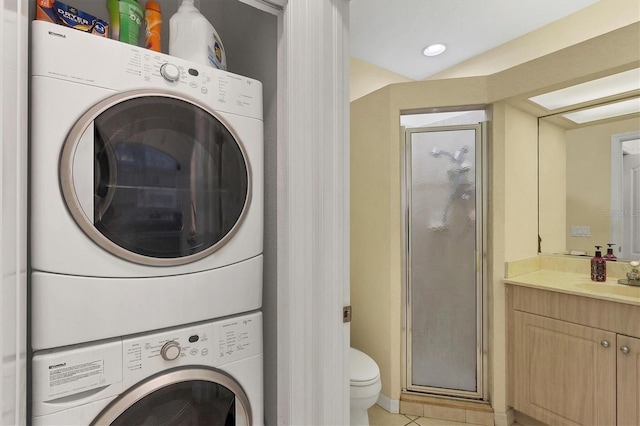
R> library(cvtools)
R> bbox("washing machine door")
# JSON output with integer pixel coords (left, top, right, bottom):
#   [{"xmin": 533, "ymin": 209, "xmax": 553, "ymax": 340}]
[
  {"xmin": 91, "ymin": 367, "xmax": 252, "ymax": 426},
  {"xmin": 60, "ymin": 90, "xmax": 251, "ymax": 266}
]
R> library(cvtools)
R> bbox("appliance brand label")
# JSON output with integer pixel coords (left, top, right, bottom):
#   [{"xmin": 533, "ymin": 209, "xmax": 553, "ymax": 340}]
[
  {"xmin": 47, "ymin": 359, "xmax": 105, "ymax": 398},
  {"xmin": 32, "ymin": 341, "xmax": 123, "ymax": 404}
]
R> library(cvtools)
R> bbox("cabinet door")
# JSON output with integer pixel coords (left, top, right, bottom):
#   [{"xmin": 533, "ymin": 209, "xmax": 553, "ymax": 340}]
[
  {"xmin": 513, "ymin": 311, "xmax": 616, "ymax": 426},
  {"xmin": 618, "ymin": 335, "xmax": 640, "ymax": 426}
]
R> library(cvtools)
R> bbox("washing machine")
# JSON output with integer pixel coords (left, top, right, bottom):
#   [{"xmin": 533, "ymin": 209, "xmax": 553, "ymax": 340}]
[
  {"xmin": 30, "ymin": 21, "xmax": 263, "ymax": 350},
  {"xmin": 32, "ymin": 311, "xmax": 263, "ymax": 425}
]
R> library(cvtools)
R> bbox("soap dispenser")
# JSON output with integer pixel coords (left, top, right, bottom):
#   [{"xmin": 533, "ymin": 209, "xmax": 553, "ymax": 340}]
[
  {"xmin": 603, "ymin": 243, "xmax": 617, "ymax": 261},
  {"xmin": 591, "ymin": 246, "xmax": 606, "ymax": 282}
]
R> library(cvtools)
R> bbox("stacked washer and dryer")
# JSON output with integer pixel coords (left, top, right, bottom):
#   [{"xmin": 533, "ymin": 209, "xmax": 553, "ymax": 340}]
[{"xmin": 29, "ymin": 20, "xmax": 264, "ymax": 425}]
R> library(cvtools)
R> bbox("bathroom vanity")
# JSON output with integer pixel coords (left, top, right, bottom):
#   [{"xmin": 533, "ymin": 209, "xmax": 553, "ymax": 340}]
[{"xmin": 505, "ymin": 268, "xmax": 640, "ymax": 426}]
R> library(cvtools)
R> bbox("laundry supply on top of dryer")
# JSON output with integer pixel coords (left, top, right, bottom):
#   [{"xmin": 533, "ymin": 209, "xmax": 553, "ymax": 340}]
[
  {"xmin": 36, "ymin": 0, "xmax": 109, "ymax": 37},
  {"xmin": 144, "ymin": 0, "xmax": 162, "ymax": 51},
  {"xmin": 169, "ymin": 0, "xmax": 227, "ymax": 70},
  {"xmin": 106, "ymin": 0, "xmax": 143, "ymax": 45}
]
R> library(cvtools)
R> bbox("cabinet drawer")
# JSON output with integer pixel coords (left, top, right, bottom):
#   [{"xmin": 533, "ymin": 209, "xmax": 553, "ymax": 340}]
[{"xmin": 510, "ymin": 285, "xmax": 640, "ymax": 338}]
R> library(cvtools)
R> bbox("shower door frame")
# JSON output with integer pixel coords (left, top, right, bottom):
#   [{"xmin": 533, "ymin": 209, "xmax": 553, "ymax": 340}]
[{"xmin": 402, "ymin": 122, "xmax": 488, "ymax": 400}]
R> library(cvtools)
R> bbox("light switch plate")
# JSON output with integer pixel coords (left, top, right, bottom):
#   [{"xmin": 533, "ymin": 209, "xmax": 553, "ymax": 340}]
[{"xmin": 570, "ymin": 225, "xmax": 591, "ymax": 237}]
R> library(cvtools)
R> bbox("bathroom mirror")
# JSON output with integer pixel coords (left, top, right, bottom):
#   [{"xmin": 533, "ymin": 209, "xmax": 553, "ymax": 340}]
[{"xmin": 538, "ymin": 97, "xmax": 640, "ymax": 261}]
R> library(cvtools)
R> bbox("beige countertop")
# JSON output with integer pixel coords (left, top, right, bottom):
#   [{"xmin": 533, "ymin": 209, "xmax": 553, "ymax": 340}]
[{"xmin": 504, "ymin": 269, "xmax": 640, "ymax": 307}]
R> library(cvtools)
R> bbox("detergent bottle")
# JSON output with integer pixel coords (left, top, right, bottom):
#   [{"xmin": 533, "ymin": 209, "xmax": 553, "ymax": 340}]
[{"xmin": 169, "ymin": 0, "xmax": 227, "ymax": 70}]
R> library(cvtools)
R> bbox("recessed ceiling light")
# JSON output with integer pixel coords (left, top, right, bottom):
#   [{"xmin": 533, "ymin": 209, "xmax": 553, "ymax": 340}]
[
  {"xmin": 561, "ymin": 97, "xmax": 640, "ymax": 124},
  {"xmin": 423, "ymin": 43, "xmax": 446, "ymax": 57},
  {"xmin": 529, "ymin": 68, "xmax": 640, "ymax": 110}
]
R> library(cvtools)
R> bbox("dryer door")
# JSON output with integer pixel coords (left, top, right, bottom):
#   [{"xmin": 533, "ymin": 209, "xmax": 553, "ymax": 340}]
[
  {"xmin": 91, "ymin": 367, "xmax": 252, "ymax": 426},
  {"xmin": 60, "ymin": 90, "xmax": 251, "ymax": 266}
]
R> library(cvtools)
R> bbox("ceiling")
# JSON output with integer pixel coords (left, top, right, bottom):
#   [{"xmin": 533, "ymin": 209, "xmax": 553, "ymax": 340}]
[{"xmin": 350, "ymin": 0, "xmax": 598, "ymax": 81}]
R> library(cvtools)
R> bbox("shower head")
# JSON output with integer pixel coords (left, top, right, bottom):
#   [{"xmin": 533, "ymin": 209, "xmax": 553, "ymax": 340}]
[
  {"xmin": 431, "ymin": 146, "xmax": 470, "ymax": 164},
  {"xmin": 453, "ymin": 146, "xmax": 469, "ymax": 162}
]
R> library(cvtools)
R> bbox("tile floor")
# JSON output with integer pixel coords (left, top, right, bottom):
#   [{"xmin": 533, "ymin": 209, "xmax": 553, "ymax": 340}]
[{"xmin": 367, "ymin": 404, "xmax": 483, "ymax": 426}]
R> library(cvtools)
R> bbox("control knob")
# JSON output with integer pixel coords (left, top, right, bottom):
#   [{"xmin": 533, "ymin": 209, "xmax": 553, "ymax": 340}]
[
  {"xmin": 161, "ymin": 341, "xmax": 181, "ymax": 361},
  {"xmin": 160, "ymin": 63, "xmax": 180, "ymax": 82}
]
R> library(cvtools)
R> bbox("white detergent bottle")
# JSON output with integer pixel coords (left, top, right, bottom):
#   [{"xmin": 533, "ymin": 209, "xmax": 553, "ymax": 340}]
[{"xmin": 169, "ymin": 0, "xmax": 227, "ymax": 70}]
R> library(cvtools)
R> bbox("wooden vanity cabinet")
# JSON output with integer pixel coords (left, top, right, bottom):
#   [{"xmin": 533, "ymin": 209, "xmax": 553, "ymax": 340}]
[
  {"xmin": 617, "ymin": 334, "xmax": 640, "ymax": 426},
  {"xmin": 507, "ymin": 285, "xmax": 640, "ymax": 426},
  {"xmin": 513, "ymin": 311, "xmax": 616, "ymax": 425}
]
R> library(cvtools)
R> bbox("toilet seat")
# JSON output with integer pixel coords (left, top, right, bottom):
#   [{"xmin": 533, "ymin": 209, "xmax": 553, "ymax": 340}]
[
  {"xmin": 351, "ymin": 376, "xmax": 380, "ymax": 387},
  {"xmin": 350, "ymin": 348, "xmax": 380, "ymax": 387}
]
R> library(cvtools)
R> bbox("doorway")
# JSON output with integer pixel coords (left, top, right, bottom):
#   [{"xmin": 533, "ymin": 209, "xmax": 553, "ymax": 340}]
[
  {"xmin": 611, "ymin": 131, "xmax": 640, "ymax": 259},
  {"xmin": 402, "ymin": 110, "xmax": 487, "ymax": 400},
  {"xmin": 622, "ymin": 139, "xmax": 640, "ymax": 259}
]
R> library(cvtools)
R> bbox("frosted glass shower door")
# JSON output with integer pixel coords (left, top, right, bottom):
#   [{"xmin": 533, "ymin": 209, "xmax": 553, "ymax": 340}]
[{"xmin": 405, "ymin": 124, "xmax": 484, "ymax": 399}]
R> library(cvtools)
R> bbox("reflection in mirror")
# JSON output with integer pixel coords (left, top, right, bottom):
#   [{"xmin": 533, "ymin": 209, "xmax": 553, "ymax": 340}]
[
  {"xmin": 539, "ymin": 98, "xmax": 640, "ymax": 261},
  {"xmin": 612, "ymin": 132, "xmax": 640, "ymax": 259}
]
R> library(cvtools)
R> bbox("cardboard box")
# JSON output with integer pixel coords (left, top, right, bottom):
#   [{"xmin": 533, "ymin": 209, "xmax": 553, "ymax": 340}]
[{"xmin": 36, "ymin": 0, "xmax": 109, "ymax": 38}]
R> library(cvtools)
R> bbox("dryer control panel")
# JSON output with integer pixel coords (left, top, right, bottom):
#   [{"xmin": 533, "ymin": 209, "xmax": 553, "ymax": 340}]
[
  {"xmin": 31, "ymin": 20, "xmax": 263, "ymax": 121},
  {"xmin": 120, "ymin": 47, "xmax": 213, "ymax": 99},
  {"xmin": 121, "ymin": 311, "xmax": 262, "ymax": 389},
  {"xmin": 119, "ymin": 42, "xmax": 263, "ymax": 120}
]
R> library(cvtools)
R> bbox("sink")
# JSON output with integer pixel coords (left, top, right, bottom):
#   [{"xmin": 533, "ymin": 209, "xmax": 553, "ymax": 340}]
[{"xmin": 576, "ymin": 282, "xmax": 640, "ymax": 298}]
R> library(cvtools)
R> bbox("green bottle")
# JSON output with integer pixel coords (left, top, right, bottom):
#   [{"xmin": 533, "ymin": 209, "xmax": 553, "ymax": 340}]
[{"xmin": 106, "ymin": 0, "xmax": 143, "ymax": 45}]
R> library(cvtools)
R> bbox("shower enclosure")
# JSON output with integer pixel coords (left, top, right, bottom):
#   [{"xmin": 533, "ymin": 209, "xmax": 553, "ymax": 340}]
[{"xmin": 403, "ymin": 112, "xmax": 486, "ymax": 400}]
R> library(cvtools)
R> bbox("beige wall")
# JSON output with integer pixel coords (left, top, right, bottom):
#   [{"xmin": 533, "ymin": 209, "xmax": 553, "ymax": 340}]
[
  {"xmin": 350, "ymin": 86, "xmax": 399, "ymax": 398},
  {"xmin": 539, "ymin": 120, "xmax": 567, "ymax": 254},
  {"xmin": 350, "ymin": 58, "xmax": 413, "ymax": 102},
  {"xmin": 486, "ymin": 102, "xmax": 540, "ymax": 414},
  {"xmin": 503, "ymin": 106, "xmax": 539, "ymax": 261},
  {"xmin": 565, "ymin": 117, "xmax": 640, "ymax": 254}
]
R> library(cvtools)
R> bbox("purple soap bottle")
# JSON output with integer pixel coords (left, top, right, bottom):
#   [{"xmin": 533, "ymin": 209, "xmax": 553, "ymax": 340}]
[{"xmin": 591, "ymin": 246, "xmax": 606, "ymax": 282}]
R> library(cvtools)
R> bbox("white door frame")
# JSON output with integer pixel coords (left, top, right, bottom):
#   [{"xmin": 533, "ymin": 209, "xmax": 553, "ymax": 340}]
[
  {"xmin": 0, "ymin": 1, "xmax": 29, "ymax": 424},
  {"xmin": 277, "ymin": 1, "xmax": 351, "ymax": 425}
]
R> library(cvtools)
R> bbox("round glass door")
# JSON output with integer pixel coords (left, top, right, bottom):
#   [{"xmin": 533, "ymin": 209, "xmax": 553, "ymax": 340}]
[
  {"xmin": 91, "ymin": 367, "xmax": 252, "ymax": 426},
  {"xmin": 60, "ymin": 91, "xmax": 251, "ymax": 266}
]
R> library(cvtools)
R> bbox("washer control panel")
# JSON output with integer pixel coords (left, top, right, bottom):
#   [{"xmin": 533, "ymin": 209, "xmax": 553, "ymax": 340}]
[{"xmin": 121, "ymin": 311, "xmax": 262, "ymax": 388}]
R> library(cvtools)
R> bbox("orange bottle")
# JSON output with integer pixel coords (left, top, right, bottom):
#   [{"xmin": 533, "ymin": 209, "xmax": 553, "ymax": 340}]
[{"xmin": 144, "ymin": 0, "xmax": 162, "ymax": 52}]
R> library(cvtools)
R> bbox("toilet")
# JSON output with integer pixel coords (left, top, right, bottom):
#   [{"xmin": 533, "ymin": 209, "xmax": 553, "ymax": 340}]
[{"xmin": 350, "ymin": 347, "xmax": 382, "ymax": 425}]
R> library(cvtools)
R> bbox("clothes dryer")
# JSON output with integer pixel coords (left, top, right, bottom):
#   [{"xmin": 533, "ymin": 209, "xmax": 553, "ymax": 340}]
[
  {"xmin": 30, "ymin": 21, "xmax": 263, "ymax": 350},
  {"xmin": 32, "ymin": 311, "xmax": 263, "ymax": 425}
]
